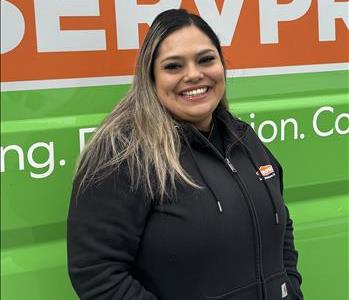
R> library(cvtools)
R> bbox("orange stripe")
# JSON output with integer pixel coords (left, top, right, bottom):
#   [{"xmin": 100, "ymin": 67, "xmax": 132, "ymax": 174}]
[{"xmin": 1, "ymin": 0, "xmax": 348, "ymax": 82}]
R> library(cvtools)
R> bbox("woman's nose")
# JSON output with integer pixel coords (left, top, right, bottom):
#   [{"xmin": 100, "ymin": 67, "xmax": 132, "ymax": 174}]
[{"xmin": 183, "ymin": 63, "xmax": 203, "ymax": 82}]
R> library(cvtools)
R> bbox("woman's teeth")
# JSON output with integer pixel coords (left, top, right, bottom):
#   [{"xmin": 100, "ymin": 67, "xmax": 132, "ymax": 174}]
[{"xmin": 182, "ymin": 87, "xmax": 208, "ymax": 97}]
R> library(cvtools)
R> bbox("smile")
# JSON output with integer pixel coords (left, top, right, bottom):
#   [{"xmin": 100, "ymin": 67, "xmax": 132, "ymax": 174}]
[{"xmin": 180, "ymin": 87, "xmax": 210, "ymax": 100}]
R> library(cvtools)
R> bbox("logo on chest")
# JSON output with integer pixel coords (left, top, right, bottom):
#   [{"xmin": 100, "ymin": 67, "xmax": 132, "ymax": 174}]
[{"xmin": 256, "ymin": 164, "xmax": 275, "ymax": 180}]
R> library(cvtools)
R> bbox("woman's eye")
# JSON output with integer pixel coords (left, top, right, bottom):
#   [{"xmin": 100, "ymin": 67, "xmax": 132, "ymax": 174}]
[
  {"xmin": 164, "ymin": 63, "xmax": 182, "ymax": 70},
  {"xmin": 199, "ymin": 56, "xmax": 215, "ymax": 64}
]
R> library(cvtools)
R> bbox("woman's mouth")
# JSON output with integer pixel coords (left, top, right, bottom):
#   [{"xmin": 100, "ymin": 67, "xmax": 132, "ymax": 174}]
[{"xmin": 179, "ymin": 87, "xmax": 210, "ymax": 101}]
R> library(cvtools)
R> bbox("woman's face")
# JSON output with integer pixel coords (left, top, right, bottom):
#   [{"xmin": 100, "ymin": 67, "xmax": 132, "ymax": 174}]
[{"xmin": 153, "ymin": 25, "xmax": 225, "ymax": 131}]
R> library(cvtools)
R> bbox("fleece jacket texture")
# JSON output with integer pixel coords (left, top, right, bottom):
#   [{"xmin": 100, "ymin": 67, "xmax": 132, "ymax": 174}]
[{"xmin": 67, "ymin": 105, "xmax": 303, "ymax": 300}]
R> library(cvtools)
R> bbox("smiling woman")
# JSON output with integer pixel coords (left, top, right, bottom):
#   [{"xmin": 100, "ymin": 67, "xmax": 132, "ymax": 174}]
[
  {"xmin": 154, "ymin": 26, "xmax": 225, "ymax": 131},
  {"xmin": 67, "ymin": 9, "xmax": 303, "ymax": 300}
]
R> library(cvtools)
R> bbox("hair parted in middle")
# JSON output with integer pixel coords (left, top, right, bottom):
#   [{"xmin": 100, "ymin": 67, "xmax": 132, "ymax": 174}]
[{"xmin": 75, "ymin": 9, "xmax": 228, "ymax": 200}]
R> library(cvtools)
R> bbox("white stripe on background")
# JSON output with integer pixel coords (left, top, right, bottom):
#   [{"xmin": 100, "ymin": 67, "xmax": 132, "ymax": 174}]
[
  {"xmin": 226, "ymin": 63, "xmax": 349, "ymax": 77},
  {"xmin": 1, "ymin": 63, "xmax": 348, "ymax": 92}
]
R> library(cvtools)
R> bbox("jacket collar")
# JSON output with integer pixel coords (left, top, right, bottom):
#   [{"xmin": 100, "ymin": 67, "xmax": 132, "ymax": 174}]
[{"xmin": 177, "ymin": 103, "xmax": 249, "ymax": 149}]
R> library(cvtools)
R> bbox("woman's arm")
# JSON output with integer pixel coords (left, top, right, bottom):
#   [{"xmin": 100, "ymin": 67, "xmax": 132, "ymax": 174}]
[
  {"xmin": 67, "ymin": 168, "xmax": 158, "ymax": 300},
  {"xmin": 283, "ymin": 205, "xmax": 304, "ymax": 300}
]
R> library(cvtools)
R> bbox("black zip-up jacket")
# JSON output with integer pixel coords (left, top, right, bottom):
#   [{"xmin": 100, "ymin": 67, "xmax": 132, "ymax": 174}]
[{"xmin": 67, "ymin": 105, "xmax": 303, "ymax": 300}]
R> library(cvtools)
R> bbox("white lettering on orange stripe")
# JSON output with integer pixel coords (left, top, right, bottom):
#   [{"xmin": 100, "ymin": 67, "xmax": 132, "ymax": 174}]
[
  {"xmin": 0, "ymin": 1, "xmax": 25, "ymax": 54},
  {"xmin": 34, "ymin": 0, "xmax": 106, "ymax": 52},
  {"xmin": 115, "ymin": 0, "xmax": 181, "ymax": 50},
  {"xmin": 259, "ymin": 0, "xmax": 312, "ymax": 44},
  {"xmin": 2, "ymin": 0, "xmax": 348, "ymax": 54},
  {"xmin": 195, "ymin": 0, "xmax": 244, "ymax": 47},
  {"xmin": 115, "ymin": 0, "xmax": 244, "ymax": 49},
  {"xmin": 318, "ymin": 0, "xmax": 349, "ymax": 42}
]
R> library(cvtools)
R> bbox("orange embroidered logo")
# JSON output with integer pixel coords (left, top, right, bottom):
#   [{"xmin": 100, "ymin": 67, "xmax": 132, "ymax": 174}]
[{"xmin": 256, "ymin": 165, "xmax": 275, "ymax": 180}]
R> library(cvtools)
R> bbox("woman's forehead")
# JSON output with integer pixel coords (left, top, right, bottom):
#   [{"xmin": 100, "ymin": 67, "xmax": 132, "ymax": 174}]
[{"xmin": 156, "ymin": 26, "xmax": 217, "ymax": 61}]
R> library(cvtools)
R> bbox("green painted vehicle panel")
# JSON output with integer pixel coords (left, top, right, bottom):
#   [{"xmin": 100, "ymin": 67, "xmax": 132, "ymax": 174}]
[{"xmin": 1, "ymin": 71, "xmax": 348, "ymax": 299}]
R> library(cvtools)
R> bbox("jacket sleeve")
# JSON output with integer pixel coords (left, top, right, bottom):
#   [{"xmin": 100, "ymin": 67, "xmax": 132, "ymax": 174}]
[
  {"xmin": 263, "ymin": 146, "xmax": 304, "ymax": 300},
  {"xmin": 284, "ymin": 206, "xmax": 304, "ymax": 300},
  {"xmin": 67, "ymin": 168, "xmax": 158, "ymax": 300}
]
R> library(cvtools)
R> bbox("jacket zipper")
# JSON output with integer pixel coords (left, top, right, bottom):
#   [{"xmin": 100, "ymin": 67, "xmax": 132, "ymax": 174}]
[
  {"xmin": 193, "ymin": 132, "xmax": 266, "ymax": 300},
  {"xmin": 225, "ymin": 156, "xmax": 266, "ymax": 300}
]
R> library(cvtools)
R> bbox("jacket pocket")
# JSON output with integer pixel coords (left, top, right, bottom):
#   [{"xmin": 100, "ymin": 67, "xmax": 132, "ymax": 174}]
[
  {"xmin": 205, "ymin": 281, "xmax": 258, "ymax": 300},
  {"xmin": 265, "ymin": 271, "xmax": 297, "ymax": 299}
]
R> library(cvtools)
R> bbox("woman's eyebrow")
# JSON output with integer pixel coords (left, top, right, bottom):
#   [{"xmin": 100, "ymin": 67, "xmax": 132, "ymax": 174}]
[
  {"xmin": 159, "ymin": 49, "xmax": 216, "ymax": 64},
  {"xmin": 160, "ymin": 55, "xmax": 182, "ymax": 64},
  {"xmin": 196, "ymin": 49, "xmax": 216, "ymax": 56}
]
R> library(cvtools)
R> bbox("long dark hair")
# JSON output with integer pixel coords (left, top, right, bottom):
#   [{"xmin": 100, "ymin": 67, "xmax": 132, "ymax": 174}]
[{"xmin": 76, "ymin": 9, "xmax": 227, "ymax": 200}]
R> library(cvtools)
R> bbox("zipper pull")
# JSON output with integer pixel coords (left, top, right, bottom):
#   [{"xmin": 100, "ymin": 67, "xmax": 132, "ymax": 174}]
[
  {"xmin": 225, "ymin": 158, "xmax": 237, "ymax": 173},
  {"xmin": 217, "ymin": 200, "xmax": 223, "ymax": 213}
]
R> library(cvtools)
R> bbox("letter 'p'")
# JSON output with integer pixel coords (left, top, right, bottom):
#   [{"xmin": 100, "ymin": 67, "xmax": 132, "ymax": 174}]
[{"xmin": 259, "ymin": 0, "xmax": 312, "ymax": 44}]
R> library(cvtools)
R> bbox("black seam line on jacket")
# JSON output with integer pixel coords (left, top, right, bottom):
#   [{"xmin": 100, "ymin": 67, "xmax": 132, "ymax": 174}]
[
  {"xmin": 182, "ymin": 127, "xmax": 264, "ymax": 295},
  {"xmin": 264, "ymin": 270, "xmax": 287, "ymax": 283},
  {"xmin": 206, "ymin": 280, "xmax": 258, "ymax": 299}
]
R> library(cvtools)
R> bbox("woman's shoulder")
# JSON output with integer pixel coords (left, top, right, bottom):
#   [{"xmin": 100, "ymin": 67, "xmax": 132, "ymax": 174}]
[{"xmin": 214, "ymin": 104, "xmax": 251, "ymax": 138}]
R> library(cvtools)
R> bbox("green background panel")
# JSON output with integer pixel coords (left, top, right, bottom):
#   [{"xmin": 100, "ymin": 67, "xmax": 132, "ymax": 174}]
[{"xmin": 1, "ymin": 71, "xmax": 348, "ymax": 299}]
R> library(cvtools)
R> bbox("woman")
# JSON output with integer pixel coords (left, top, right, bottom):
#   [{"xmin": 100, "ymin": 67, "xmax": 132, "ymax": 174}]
[{"xmin": 67, "ymin": 9, "xmax": 303, "ymax": 300}]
